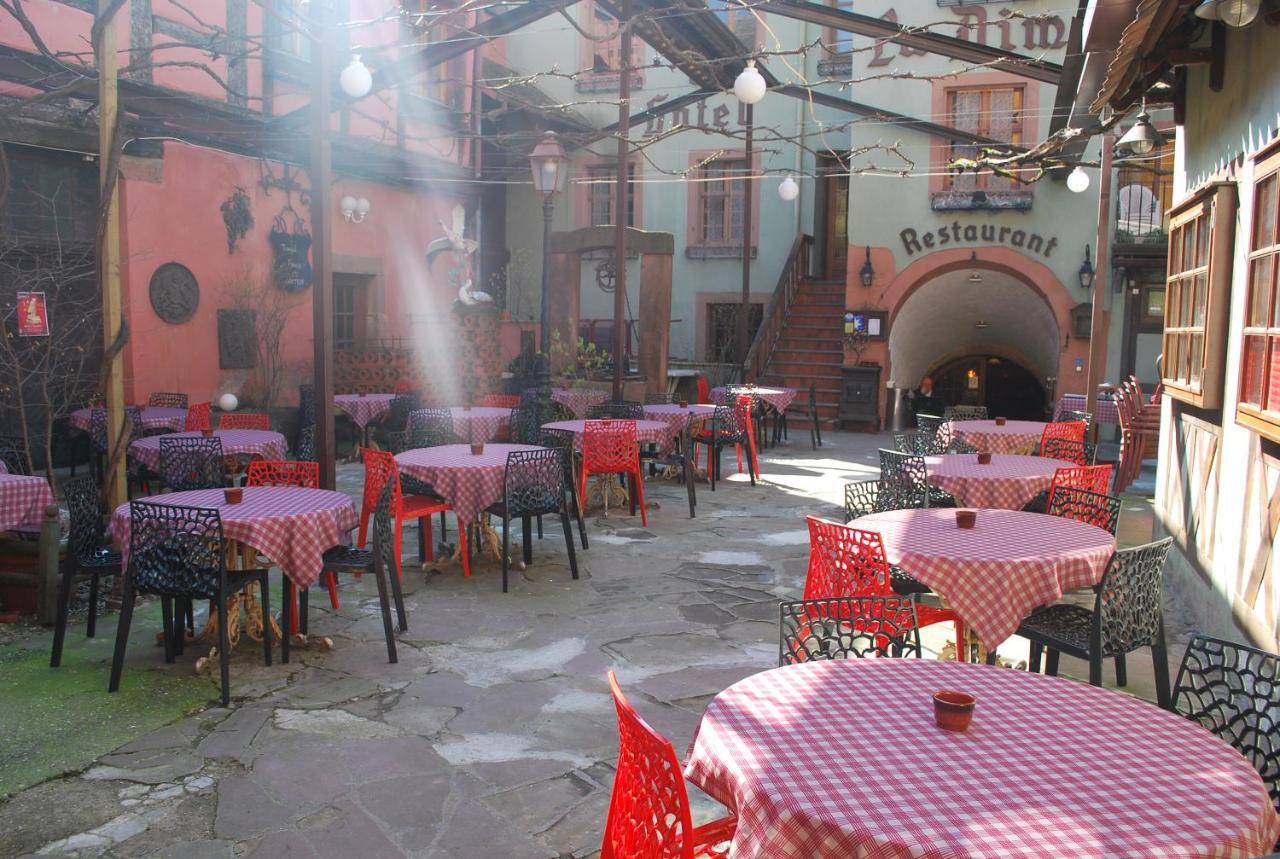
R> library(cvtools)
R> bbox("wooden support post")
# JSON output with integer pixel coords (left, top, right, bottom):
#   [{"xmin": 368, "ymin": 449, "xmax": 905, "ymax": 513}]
[
  {"xmin": 310, "ymin": 1, "xmax": 337, "ymax": 489},
  {"xmin": 37, "ymin": 504, "xmax": 62, "ymax": 625},
  {"xmin": 611, "ymin": 0, "xmax": 632, "ymax": 402},
  {"xmin": 738, "ymin": 103, "xmax": 754, "ymax": 382},
  {"xmin": 97, "ymin": 0, "xmax": 127, "ymax": 508},
  {"xmin": 1085, "ymin": 134, "xmax": 1115, "ymax": 423}
]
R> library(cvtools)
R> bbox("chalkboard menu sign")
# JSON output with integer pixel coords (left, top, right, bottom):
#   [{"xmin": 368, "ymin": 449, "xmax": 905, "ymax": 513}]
[{"xmin": 270, "ymin": 218, "xmax": 313, "ymax": 293}]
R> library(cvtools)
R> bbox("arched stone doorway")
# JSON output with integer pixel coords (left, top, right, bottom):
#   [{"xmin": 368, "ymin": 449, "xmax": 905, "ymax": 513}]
[{"xmin": 889, "ymin": 266, "xmax": 1062, "ymax": 417}]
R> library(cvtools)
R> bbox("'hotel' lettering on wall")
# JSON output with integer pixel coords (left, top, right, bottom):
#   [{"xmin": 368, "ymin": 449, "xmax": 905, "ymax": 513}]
[{"xmin": 899, "ymin": 224, "xmax": 1058, "ymax": 258}]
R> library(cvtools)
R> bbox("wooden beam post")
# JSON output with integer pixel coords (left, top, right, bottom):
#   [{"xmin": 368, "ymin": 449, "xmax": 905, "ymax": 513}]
[
  {"xmin": 738, "ymin": 103, "xmax": 754, "ymax": 382},
  {"xmin": 310, "ymin": 1, "xmax": 337, "ymax": 489},
  {"xmin": 1085, "ymin": 134, "xmax": 1115, "ymax": 424},
  {"xmin": 612, "ymin": 0, "xmax": 633, "ymax": 401},
  {"xmin": 97, "ymin": 0, "xmax": 127, "ymax": 509}
]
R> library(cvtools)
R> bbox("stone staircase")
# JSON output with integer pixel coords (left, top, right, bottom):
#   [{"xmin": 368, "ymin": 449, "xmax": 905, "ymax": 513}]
[{"xmin": 760, "ymin": 277, "xmax": 845, "ymax": 425}]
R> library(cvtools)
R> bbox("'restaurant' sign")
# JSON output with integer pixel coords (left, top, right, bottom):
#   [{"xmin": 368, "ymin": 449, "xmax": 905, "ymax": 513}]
[{"xmin": 899, "ymin": 223, "xmax": 1059, "ymax": 259}]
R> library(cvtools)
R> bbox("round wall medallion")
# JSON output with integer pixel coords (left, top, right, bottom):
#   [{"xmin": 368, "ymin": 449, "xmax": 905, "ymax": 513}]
[{"xmin": 149, "ymin": 262, "xmax": 199, "ymax": 324}]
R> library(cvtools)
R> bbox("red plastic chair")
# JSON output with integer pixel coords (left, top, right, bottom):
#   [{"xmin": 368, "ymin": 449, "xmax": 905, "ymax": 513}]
[
  {"xmin": 580, "ymin": 420, "xmax": 647, "ymax": 526},
  {"xmin": 479, "ymin": 393, "xmax": 520, "ymax": 408},
  {"xmin": 359, "ymin": 449, "xmax": 469, "ymax": 576},
  {"xmin": 245, "ymin": 460, "xmax": 330, "ymax": 632},
  {"xmin": 695, "ymin": 377, "xmax": 711, "ymax": 405},
  {"xmin": 601, "ymin": 672, "xmax": 736, "ymax": 859},
  {"xmin": 219, "ymin": 412, "xmax": 270, "ymax": 431},
  {"xmin": 1047, "ymin": 464, "xmax": 1113, "ymax": 508},
  {"xmin": 184, "ymin": 402, "xmax": 211, "ymax": 432},
  {"xmin": 804, "ymin": 516, "xmax": 967, "ymax": 661},
  {"xmin": 1039, "ymin": 420, "xmax": 1086, "ymax": 451}
]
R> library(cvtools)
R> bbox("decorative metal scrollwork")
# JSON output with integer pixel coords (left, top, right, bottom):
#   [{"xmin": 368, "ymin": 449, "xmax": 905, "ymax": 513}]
[
  {"xmin": 595, "ymin": 255, "xmax": 617, "ymax": 294},
  {"xmin": 149, "ymin": 262, "xmax": 199, "ymax": 324}
]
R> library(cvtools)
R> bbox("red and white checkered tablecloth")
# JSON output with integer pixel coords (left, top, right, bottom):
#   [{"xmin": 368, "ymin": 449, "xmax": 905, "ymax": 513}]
[
  {"xmin": 70, "ymin": 406, "xmax": 189, "ymax": 434},
  {"xmin": 851, "ymin": 507, "xmax": 1115, "ymax": 646},
  {"xmin": 951, "ymin": 419, "xmax": 1046, "ymax": 455},
  {"xmin": 642, "ymin": 403, "xmax": 716, "ymax": 435},
  {"xmin": 395, "ymin": 443, "xmax": 542, "ymax": 523},
  {"xmin": 540, "ymin": 419, "xmax": 678, "ymax": 451},
  {"xmin": 110, "ymin": 487, "xmax": 357, "ymax": 590},
  {"xmin": 0, "ymin": 474, "xmax": 53, "ymax": 533},
  {"xmin": 447, "ymin": 407, "xmax": 510, "ymax": 443},
  {"xmin": 127, "ymin": 430, "xmax": 289, "ymax": 473},
  {"xmin": 710, "ymin": 385, "xmax": 797, "ymax": 413},
  {"xmin": 334, "ymin": 394, "xmax": 396, "ymax": 428},
  {"xmin": 1057, "ymin": 393, "xmax": 1121, "ymax": 425},
  {"xmin": 550, "ymin": 388, "xmax": 609, "ymax": 419},
  {"xmin": 925, "ymin": 454, "xmax": 1074, "ymax": 510},
  {"xmin": 684, "ymin": 659, "xmax": 1280, "ymax": 859}
]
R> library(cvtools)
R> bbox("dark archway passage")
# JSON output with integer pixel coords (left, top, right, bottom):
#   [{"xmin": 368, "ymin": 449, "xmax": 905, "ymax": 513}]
[{"xmin": 931, "ymin": 355, "xmax": 1046, "ymax": 420}]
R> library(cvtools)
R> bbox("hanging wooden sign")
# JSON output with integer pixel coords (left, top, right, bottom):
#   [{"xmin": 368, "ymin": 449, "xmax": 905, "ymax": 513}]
[
  {"xmin": 270, "ymin": 215, "xmax": 313, "ymax": 293},
  {"xmin": 17, "ymin": 292, "xmax": 49, "ymax": 337}
]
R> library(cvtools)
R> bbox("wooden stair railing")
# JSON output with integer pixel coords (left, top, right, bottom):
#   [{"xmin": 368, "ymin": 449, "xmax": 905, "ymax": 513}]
[{"xmin": 744, "ymin": 233, "xmax": 814, "ymax": 383}]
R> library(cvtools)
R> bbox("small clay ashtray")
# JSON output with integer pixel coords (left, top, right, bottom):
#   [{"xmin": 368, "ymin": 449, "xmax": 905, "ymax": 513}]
[
  {"xmin": 223, "ymin": 487, "xmax": 243, "ymax": 505},
  {"xmin": 463, "ymin": 405, "xmax": 472, "ymax": 411},
  {"xmin": 995, "ymin": 416, "xmax": 1008, "ymax": 426},
  {"xmin": 470, "ymin": 443, "xmax": 485, "ymax": 456},
  {"xmin": 977, "ymin": 452, "xmax": 992, "ymax": 465},
  {"xmin": 934, "ymin": 690, "xmax": 976, "ymax": 732},
  {"xmin": 200, "ymin": 428, "xmax": 214, "ymax": 438},
  {"xmin": 678, "ymin": 400, "xmax": 689, "ymax": 409},
  {"xmin": 955, "ymin": 509, "xmax": 977, "ymax": 529},
  {"xmin": 359, "ymin": 392, "xmax": 367, "ymax": 397}
]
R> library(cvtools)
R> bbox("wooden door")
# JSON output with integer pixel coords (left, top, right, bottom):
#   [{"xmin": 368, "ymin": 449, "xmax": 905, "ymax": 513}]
[{"xmin": 820, "ymin": 155, "xmax": 849, "ymax": 279}]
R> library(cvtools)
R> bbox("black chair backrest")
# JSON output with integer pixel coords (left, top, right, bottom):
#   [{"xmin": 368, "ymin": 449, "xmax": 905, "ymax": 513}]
[
  {"xmin": 148, "ymin": 392, "xmax": 188, "ymax": 408},
  {"xmin": 1059, "ymin": 409, "xmax": 1093, "ymax": 431},
  {"xmin": 159, "ymin": 436, "xmax": 225, "ymax": 491},
  {"xmin": 1040, "ymin": 436, "xmax": 1089, "ymax": 466},
  {"xmin": 708, "ymin": 404, "xmax": 748, "ymax": 442},
  {"xmin": 64, "ymin": 475, "xmax": 108, "ymax": 563},
  {"xmin": 386, "ymin": 392, "xmax": 421, "ymax": 432},
  {"xmin": 509, "ymin": 403, "xmax": 542, "ymax": 445},
  {"xmin": 587, "ymin": 401, "xmax": 644, "ymax": 420},
  {"xmin": 90, "ymin": 407, "xmax": 143, "ymax": 454},
  {"xmin": 298, "ymin": 384, "xmax": 316, "ymax": 426},
  {"xmin": 295, "ymin": 422, "xmax": 316, "ymax": 461},
  {"xmin": 844, "ymin": 480, "xmax": 883, "ymax": 521},
  {"xmin": 893, "ymin": 431, "xmax": 933, "ymax": 456},
  {"xmin": 520, "ymin": 386, "xmax": 551, "ymax": 405},
  {"xmin": 1172, "ymin": 633, "xmax": 1280, "ymax": 812},
  {"xmin": 408, "ymin": 407, "xmax": 458, "ymax": 447},
  {"xmin": 944, "ymin": 405, "xmax": 988, "ymax": 421},
  {"xmin": 1096, "ymin": 537, "xmax": 1172, "ymax": 654},
  {"xmin": 1046, "ymin": 485, "xmax": 1122, "ymax": 535},
  {"xmin": 878, "ymin": 449, "xmax": 930, "ymax": 509},
  {"xmin": 503, "ymin": 448, "xmax": 565, "ymax": 516},
  {"xmin": 779, "ymin": 596, "xmax": 921, "ymax": 664},
  {"xmin": 372, "ymin": 480, "xmax": 397, "ymax": 582},
  {"xmin": 0, "ymin": 435, "xmax": 31, "ymax": 475},
  {"xmin": 128, "ymin": 501, "xmax": 225, "ymax": 598},
  {"xmin": 915, "ymin": 414, "xmax": 949, "ymax": 452},
  {"xmin": 645, "ymin": 392, "xmax": 673, "ymax": 404}
]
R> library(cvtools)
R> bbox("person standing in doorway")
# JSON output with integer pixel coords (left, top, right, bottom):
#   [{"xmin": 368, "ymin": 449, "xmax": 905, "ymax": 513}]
[{"xmin": 910, "ymin": 374, "xmax": 946, "ymax": 426}]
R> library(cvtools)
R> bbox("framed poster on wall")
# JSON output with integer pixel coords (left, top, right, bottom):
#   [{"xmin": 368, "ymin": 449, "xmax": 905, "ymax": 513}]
[{"xmin": 845, "ymin": 310, "xmax": 887, "ymax": 340}]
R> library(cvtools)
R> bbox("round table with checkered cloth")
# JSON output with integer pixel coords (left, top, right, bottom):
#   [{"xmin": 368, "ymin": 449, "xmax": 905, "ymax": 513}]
[
  {"xmin": 852, "ymin": 507, "xmax": 1115, "ymax": 648},
  {"xmin": 925, "ymin": 454, "xmax": 1074, "ymax": 510},
  {"xmin": 549, "ymin": 388, "xmax": 608, "ymax": 419},
  {"xmin": 71, "ymin": 406, "xmax": 189, "ymax": 434},
  {"xmin": 446, "ymin": 407, "xmax": 510, "ymax": 443},
  {"xmin": 641, "ymin": 403, "xmax": 715, "ymax": 435},
  {"xmin": 109, "ymin": 487, "xmax": 357, "ymax": 589},
  {"xmin": 333, "ymin": 394, "xmax": 396, "ymax": 429},
  {"xmin": 127, "ymin": 430, "xmax": 289, "ymax": 473},
  {"xmin": 0, "ymin": 474, "xmax": 53, "ymax": 533},
  {"xmin": 395, "ymin": 443, "xmax": 542, "ymax": 523},
  {"xmin": 540, "ymin": 418, "xmax": 677, "ymax": 451},
  {"xmin": 951, "ymin": 419, "xmax": 1046, "ymax": 455},
  {"xmin": 684, "ymin": 659, "xmax": 1280, "ymax": 859},
  {"xmin": 710, "ymin": 385, "xmax": 797, "ymax": 413}
]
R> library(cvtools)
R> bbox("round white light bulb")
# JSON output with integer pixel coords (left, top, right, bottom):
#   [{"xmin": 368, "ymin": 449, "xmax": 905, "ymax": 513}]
[
  {"xmin": 340, "ymin": 195, "xmax": 357, "ymax": 214},
  {"xmin": 356, "ymin": 197, "xmax": 370, "ymax": 215},
  {"xmin": 778, "ymin": 175, "xmax": 799, "ymax": 201},
  {"xmin": 733, "ymin": 60, "xmax": 767, "ymax": 105},
  {"xmin": 340, "ymin": 54, "xmax": 373, "ymax": 99},
  {"xmin": 1066, "ymin": 166, "xmax": 1090, "ymax": 193},
  {"xmin": 218, "ymin": 393, "xmax": 239, "ymax": 413},
  {"xmin": 1218, "ymin": 0, "xmax": 1260, "ymax": 26}
]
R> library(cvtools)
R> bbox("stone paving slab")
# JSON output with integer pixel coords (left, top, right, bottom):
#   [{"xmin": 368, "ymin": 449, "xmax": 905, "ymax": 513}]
[{"xmin": 0, "ymin": 431, "xmax": 1181, "ymax": 858}]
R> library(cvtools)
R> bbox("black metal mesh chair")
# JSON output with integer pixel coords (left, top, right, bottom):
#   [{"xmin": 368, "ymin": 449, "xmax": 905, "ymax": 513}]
[
  {"xmin": 485, "ymin": 448, "xmax": 580, "ymax": 592},
  {"xmin": 587, "ymin": 400, "xmax": 645, "ymax": 420},
  {"xmin": 294, "ymin": 422, "xmax": 316, "ymax": 461},
  {"xmin": 879, "ymin": 448, "xmax": 955, "ymax": 509},
  {"xmin": 642, "ymin": 413, "xmax": 696, "ymax": 518},
  {"xmin": 50, "ymin": 476, "xmax": 123, "ymax": 667},
  {"xmin": 297, "ymin": 384, "xmax": 316, "ymax": 438},
  {"xmin": 508, "ymin": 403, "xmax": 543, "ymax": 445},
  {"xmin": 0, "ymin": 435, "xmax": 30, "ymax": 475},
  {"xmin": 1172, "ymin": 634, "xmax": 1280, "ymax": 813},
  {"xmin": 1058, "ymin": 409, "xmax": 1093, "ymax": 432},
  {"xmin": 373, "ymin": 391, "xmax": 420, "ymax": 449},
  {"xmin": 944, "ymin": 405, "xmax": 988, "ymax": 421},
  {"xmin": 893, "ymin": 431, "xmax": 933, "ymax": 456},
  {"xmin": 1017, "ymin": 537, "xmax": 1173, "ymax": 706},
  {"xmin": 310, "ymin": 481, "xmax": 405, "ymax": 663},
  {"xmin": 538, "ymin": 428, "xmax": 588, "ymax": 549},
  {"xmin": 842, "ymin": 479, "xmax": 934, "ymax": 597},
  {"xmin": 644, "ymin": 392, "xmax": 673, "ymax": 404},
  {"xmin": 148, "ymin": 392, "xmax": 188, "ymax": 408},
  {"xmin": 90, "ymin": 406, "xmax": 143, "ymax": 474},
  {"xmin": 778, "ymin": 596, "xmax": 922, "ymax": 665},
  {"xmin": 691, "ymin": 405, "xmax": 755, "ymax": 490},
  {"xmin": 110, "ymin": 501, "xmax": 272, "ymax": 707},
  {"xmin": 159, "ymin": 436, "xmax": 225, "ymax": 491},
  {"xmin": 520, "ymin": 385, "xmax": 552, "ymax": 405},
  {"xmin": 1046, "ymin": 485, "xmax": 1122, "ymax": 535},
  {"xmin": 408, "ymin": 407, "xmax": 463, "ymax": 446}
]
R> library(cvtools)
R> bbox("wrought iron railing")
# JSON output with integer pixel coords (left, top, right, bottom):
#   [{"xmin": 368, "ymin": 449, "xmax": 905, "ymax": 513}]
[{"xmin": 744, "ymin": 233, "xmax": 814, "ymax": 383}]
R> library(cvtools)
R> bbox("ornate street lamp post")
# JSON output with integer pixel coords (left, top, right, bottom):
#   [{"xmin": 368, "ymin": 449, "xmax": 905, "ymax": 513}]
[{"xmin": 529, "ymin": 131, "xmax": 569, "ymax": 387}]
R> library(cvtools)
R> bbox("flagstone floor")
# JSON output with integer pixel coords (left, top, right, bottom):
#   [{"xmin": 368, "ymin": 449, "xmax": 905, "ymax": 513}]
[{"xmin": 0, "ymin": 431, "xmax": 1180, "ymax": 858}]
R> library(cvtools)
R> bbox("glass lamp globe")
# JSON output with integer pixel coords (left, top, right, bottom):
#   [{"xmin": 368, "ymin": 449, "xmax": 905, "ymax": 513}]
[
  {"xmin": 1219, "ymin": 0, "xmax": 1260, "ymax": 26},
  {"xmin": 340, "ymin": 195, "xmax": 358, "ymax": 215},
  {"xmin": 356, "ymin": 197, "xmax": 371, "ymax": 215},
  {"xmin": 778, "ymin": 175, "xmax": 799, "ymax": 201},
  {"xmin": 340, "ymin": 55, "xmax": 373, "ymax": 99},
  {"xmin": 218, "ymin": 393, "xmax": 239, "ymax": 413},
  {"xmin": 1066, "ymin": 166, "xmax": 1090, "ymax": 193},
  {"xmin": 734, "ymin": 60, "xmax": 767, "ymax": 105}
]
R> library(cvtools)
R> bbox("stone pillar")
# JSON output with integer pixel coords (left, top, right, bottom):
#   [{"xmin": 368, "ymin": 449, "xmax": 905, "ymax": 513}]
[
  {"xmin": 548, "ymin": 251, "xmax": 581, "ymax": 375},
  {"xmin": 638, "ymin": 253, "xmax": 672, "ymax": 399}
]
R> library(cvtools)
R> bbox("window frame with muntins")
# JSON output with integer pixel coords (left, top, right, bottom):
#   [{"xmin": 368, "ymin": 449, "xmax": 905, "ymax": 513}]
[{"xmin": 1238, "ymin": 144, "xmax": 1280, "ymax": 439}]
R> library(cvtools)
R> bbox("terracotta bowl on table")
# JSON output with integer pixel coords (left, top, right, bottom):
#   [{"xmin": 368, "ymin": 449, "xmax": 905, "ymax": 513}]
[
  {"xmin": 933, "ymin": 690, "xmax": 976, "ymax": 731},
  {"xmin": 679, "ymin": 400, "xmax": 689, "ymax": 409},
  {"xmin": 201, "ymin": 428, "xmax": 214, "ymax": 438},
  {"xmin": 995, "ymin": 417, "xmax": 1008, "ymax": 426},
  {"xmin": 977, "ymin": 452, "xmax": 992, "ymax": 465},
  {"xmin": 955, "ymin": 510, "xmax": 977, "ymax": 529},
  {"xmin": 223, "ymin": 487, "xmax": 243, "ymax": 504},
  {"xmin": 470, "ymin": 442, "xmax": 485, "ymax": 456}
]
